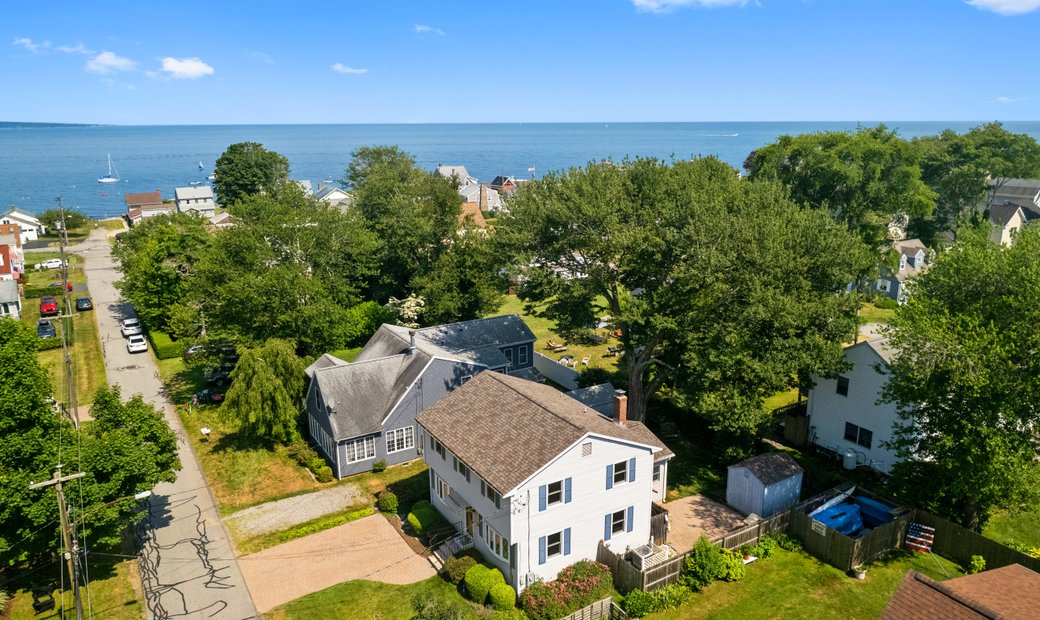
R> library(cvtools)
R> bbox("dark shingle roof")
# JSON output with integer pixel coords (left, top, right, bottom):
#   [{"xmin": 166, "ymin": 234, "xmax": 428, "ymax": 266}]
[
  {"xmin": 416, "ymin": 372, "xmax": 671, "ymax": 494},
  {"xmin": 881, "ymin": 565, "xmax": 1040, "ymax": 620},
  {"xmin": 731, "ymin": 452, "xmax": 803, "ymax": 486},
  {"xmin": 988, "ymin": 202, "xmax": 1023, "ymax": 227},
  {"xmin": 311, "ymin": 350, "xmax": 431, "ymax": 441},
  {"xmin": 304, "ymin": 353, "xmax": 348, "ymax": 379},
  {"xmin": 358, "ymin": 315, "xmax": 535, "ymax": 369},
  {"xmin": 565, "ymin": 382, "xmax": 617, "ymax": 416}
]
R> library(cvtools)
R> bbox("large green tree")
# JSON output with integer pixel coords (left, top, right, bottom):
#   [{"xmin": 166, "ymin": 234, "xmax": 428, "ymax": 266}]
[
  {"xmin": 213, "ymin": 141, "xmax": 290, "ymax": 207},
  {"xmin": 745, "ymin": 125, "xmax": 936, "ymax": 251},
  {"xmin": 882, "ymin": 227, "xmax": 1040, "ymax": 530},
  {"xmin": 38, "ymin": 208, "xmax": 89, "ymax": 233},
  {"xmin": 221, "ymin": 339, "xmax": 305, "ymax": 444},
  {"xmin": 500, "ymin": 157, "xmax": 872, "ymax": 430}
]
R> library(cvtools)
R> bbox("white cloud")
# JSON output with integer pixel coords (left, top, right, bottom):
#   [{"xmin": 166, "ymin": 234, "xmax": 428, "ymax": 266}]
[
  {"xmin": 966, "ymin": 0, "xmax": 1040, "ymax": 14},
  {"xmin": 160, "ymin": 57, "xmax": 215, "ymax": 79},
  {"xmin": 332, "ymin": 63, "xmax": 367, "ymax": 75},
  {"xmin": 12, "ymin": 37, "xmax": 48, "ymax": 52},
  {"xmin": 993, "ymin": 96, "xmax": 1025, "ymax": 103},
  {"xmin": 414, "ymin": 24, "xmax": 446, "ymax": 36},
  {"xmin": 633, "ymin": 0, "xmax": 749, "ymax": 12},
  {"xmin": 57, "ymin": 42, "xmax": 94, "ymax": 55},
  {"xmin": 86, "ymin": 51, "xmax": 136, "ymax": 74}
]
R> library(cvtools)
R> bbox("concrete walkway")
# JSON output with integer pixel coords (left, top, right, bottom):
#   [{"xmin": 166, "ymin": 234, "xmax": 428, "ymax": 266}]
[
  {"xmin": 71, "ymin": 228, "xmax": 258, "ymax": 620},
  {"xmin": 664, "ymin": 494, "xmax": 747, "ymax": 553},
  {"xmin": 225, "ymin": 483, "xmax": 368, "ymax": 539},
  {"xmin": 239, "ymin": 514, "xmax": 436, "ymax": 614}
]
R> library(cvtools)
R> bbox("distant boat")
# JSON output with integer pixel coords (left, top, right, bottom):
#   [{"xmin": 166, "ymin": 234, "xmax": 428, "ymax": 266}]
[
  {"xmin": 207, "ymin": 173, "xmax": 216, "ymax": 181},
  {"xmin": 198, "ymin": 161, "xmax": 205, "ymax": 170},
  {"xmin": 98, "ymin": 154, "xmax": 120, "ymax": 183}
]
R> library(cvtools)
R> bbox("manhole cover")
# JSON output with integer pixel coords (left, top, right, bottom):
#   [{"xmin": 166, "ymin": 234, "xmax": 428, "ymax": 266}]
[{"xmin": 116, "ymin": 364, "xmax": 142, "ymax": 371}]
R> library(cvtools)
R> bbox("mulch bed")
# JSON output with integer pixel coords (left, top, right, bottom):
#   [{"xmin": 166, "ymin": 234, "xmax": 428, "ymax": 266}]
[{"xmin": 389, "ymin": 514, "xmax": 429, "ymax": 556}]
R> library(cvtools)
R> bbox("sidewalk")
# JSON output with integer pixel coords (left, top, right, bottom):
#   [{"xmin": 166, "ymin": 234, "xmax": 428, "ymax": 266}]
[{"xmin": 78, "ymin": 228, "xmax": 258, "ymax": 619}]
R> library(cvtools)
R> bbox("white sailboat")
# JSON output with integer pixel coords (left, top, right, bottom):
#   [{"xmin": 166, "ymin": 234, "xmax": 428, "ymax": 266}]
[
  {"xmin": 98, "ymin": 154, "xmax": 120, "ymax": 183},
  {"xmin": 198, "ymin": 161, "xmax": 205, "ymax": 170}
]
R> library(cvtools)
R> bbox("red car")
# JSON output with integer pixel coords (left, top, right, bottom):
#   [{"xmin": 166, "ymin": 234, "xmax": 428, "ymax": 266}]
[{"xmin": 39, "ymin": 296, "xmax": 59, "ymax": 317}]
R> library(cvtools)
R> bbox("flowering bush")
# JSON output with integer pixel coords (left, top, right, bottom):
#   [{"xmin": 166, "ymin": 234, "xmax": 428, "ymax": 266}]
[{"xmin": 520, "ymin": 560, "xmax": 613, "ymax": 620}]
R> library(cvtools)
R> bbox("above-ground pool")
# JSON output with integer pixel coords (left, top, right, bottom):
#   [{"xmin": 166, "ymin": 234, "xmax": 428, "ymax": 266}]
[{"xmin": 812, "ymin": 496, "xmax": 894, "ymax": 538}]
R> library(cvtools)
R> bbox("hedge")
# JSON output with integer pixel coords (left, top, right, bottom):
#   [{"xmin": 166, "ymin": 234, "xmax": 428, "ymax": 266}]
[
  {"xmin": 24, "ymin": 286, "xmax": 58, "ymax": 299},
  {"xmin": 489, "ymin": 582, "xmax": 517, "ymax": 611},
  {"xmin": 464, "ymin": 565, "xmax": 504, "ymax": 604},
  {"xmin": 406, "ymin": 500, "xmax": 443, "ymax": 535},
  {"xmin": 520, "ymin": 560, "xmax": 613, "ymax": 620},
  {"xmin": 445, "ymin": 555, "xmax": 477, "ymax": 585},
  {"xmin": 147, "ymin": 330, "xmax": 185, "ymax": 360},
  {"xmin": 38, "ymin": 336, "xmax": 64, "ymax": 350}
]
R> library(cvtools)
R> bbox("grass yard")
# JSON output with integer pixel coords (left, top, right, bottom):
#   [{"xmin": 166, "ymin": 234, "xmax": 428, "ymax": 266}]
[
  {"xmin": 984, "ymin": 506, "xmax": 1040, "ymax": 550},
  {"xmin": 96, "ymin": 218, "xmax": 126, "ymax": 231},
  {"xmin": 265, "ymin": 575, "xmax": 470, "ymax": 620},
  {"xmin": 4, "ymin": 559, "xmax": 143, "ymax": 620},
  {"xmin": 647, "ymin": 549, "xmax": 964, "ymax": 620},
  {"xmin": 497, "ymin": 294, "xmax": 620, "ymax": 372},
  {"xmin": 858, "ymin": 302, "xmax": 897, "ymax": 326},
  {"xmin": 663, "ymin": 434, "xmax": 726, "ymax": 502}
]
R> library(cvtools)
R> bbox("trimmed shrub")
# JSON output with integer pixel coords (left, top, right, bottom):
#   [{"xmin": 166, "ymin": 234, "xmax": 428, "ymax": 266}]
[
  {"xmin": 489, "ymin": 582, "xmax": 517, "ymax": 611},
  {"xmin": 718, "ymin": 549, "xmax": 746, "ymax": 582},
  {"xmin": 774, "ymin": 532, "xmax": 803, "ymax": 552},
  {"xmin": 622, "ymin": 589, "xmax": 655, "ymax": 618},
  {"xmin": 407, "ymin": 500, "xmax": 443, "ymax": 535},
  {"xmin": 464, "ymin": 564, "xmax": 494, "ymax": 604},
  {"xmin": 519, "ymin": 581, "xmax": 569, "ymax": 620},
  {"xmin": 411, "ymin": 592, "xmax": 468, "ymax": 620},
  {"xmin": 372, "ymin": 459, "xmax": 387, "ymax": 473},
  {"xmin": 24, "ymin": 286, "xmax": 57, "ymax": 299},
  {"xmin": 968, "ymin": 555, "xmax": 986, "ymax": 575},
  {"xmin": 444, "ymin": 555, "xmax": 477, "ymax": 585},
  {"xmin": 148, "ymin": 330, "xmax": 185, "ymax": 360},
  {"xmin": 38, "ymin": 336, "xmax": 64, "ymax": 351},
  {"xmin": 875, "ymin": 297, "xmax": 899, "ymax": 309},
  {"xmin": 314, "ymin": 465, "xmax": 334, "ymax": 483},
  {"xmin": 376, "ymin": 491, "xmax": 398, "ymax": 514},
  {"xmin": 679, "ymin": 536, "xmax": 725, "ymax": 591}
]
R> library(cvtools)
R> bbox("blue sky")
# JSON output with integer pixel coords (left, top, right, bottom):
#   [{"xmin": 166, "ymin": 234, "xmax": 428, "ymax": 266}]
[{"xmin": 2, "ymin": 0, "xmax": 1039, "ymax": 124}]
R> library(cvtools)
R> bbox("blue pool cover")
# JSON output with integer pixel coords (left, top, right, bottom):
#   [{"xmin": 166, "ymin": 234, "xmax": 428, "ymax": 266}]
[{"xmin": 814, "ymin": 496, "xmax": 895, "ymax": 538}]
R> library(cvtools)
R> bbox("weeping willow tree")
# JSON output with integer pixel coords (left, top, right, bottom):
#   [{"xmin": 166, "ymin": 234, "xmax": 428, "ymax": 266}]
[{"xmin": 221, "ymin": 339, "xmax": 304, "ymax": 444}]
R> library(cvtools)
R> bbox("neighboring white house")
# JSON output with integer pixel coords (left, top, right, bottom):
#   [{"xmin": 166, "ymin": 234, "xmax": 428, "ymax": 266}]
[
  {"xmin": 806, "ymin": 337, "xmax": 900, "ymax": 474},
  {"xmin": 436, "ymin": 164, "xmax": 478, "ymax": 187},
  {"xmin": 988, "ymin": 203, "xmax": 1025, "ymax": 246},
  {"xmin": 415, "ymin": 372, "xmax": 673, "ymax": 592},
  {"xmin": 0, "ymin": 208, "xmax": 45, "ymax": 241},
  {"xmin": 174, "ymin": 186, "xmax": 216, "ymax": 218},
  {"xmin": 314, "ymin": 185, "xmax": 352, "ymax": 209},
  {"xmin": 0, "ymin": 279, "xmax": 21, "ymax": 320},
  {"xmin": 726, "ymin": 452, "xmax": 803, "ymax": 518},
  {"xmin": 459, "ymin": 183, "xmax": 504, "ymax": 213}
]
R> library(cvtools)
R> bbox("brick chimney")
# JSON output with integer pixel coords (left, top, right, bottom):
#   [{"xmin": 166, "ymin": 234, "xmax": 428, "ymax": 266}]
[{"xmin": 613, "ymin": 390, "xmax": 628, "ymax": 426}]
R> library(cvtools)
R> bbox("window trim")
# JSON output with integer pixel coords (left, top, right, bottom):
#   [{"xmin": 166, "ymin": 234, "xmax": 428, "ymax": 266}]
[
  {"xmin": 546, "ymin": 480, "xmax": 563, "ymax": 506},
  {"xmin": 546, "ymin": 531, "xmax": 562, "ymax": 558},
  {"xmin": 611, "ymin": 509, "xmax": 626, "ymax": 535},
  {"xmin": 504, "ymin": 348, "xmax": 513, "ymax": 364},
  {"xmin": 836, "ymin": 376, "xmax": 850, "ymax": 397},
  {"xmin": 432, "ymin": 437, "xmax": 446, "ymax": 460},
  {"xmin": 613, "ymin": 460, "xmax": 628, "ymax": 484},
  {"xmin": 344, "ymin": 436, "xmax": 376, "ymax": 464},
  {"xmin": 518, "ymin": 346, "xmax": 528, "ymax": 365},
  {"xmin": 385, "ymin": 426, "xmax": 415, "ymax": 454},
  {"xmin": 844, "ymin": 422, "xmax": 873, "ymax": 449}
]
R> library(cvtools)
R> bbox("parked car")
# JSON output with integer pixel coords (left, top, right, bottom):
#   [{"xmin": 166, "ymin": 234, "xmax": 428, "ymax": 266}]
[
  {"xmin": 36, "ymin": 258, "xmax": 66, "ymax": 270},
  {"xmin": 39, "ymin": 297, "xmax": 58, "ymax": 317},
  {"xmin": 126, "ymin": 335, "xmax": 148, "ymax": 353},
  {"xmin": 120, "ymin": 318, "xmax": 142, "ymax": 337},
  {"xmin": 185, "ymin": 342, "xmax": 237, "ymax": 362},
  {"xmin": 36, "ymin": 319, "xmax": 56, "ymax": 339},
  {"xmin": 75, "ymin": 297, "xmax": 93, "ymax": 311},
  {"xmin": 50, "ymin": 281, "xmax": 72, "ymax": 291},
  {"xmin": 204, "ymin": 367, "xmax": 232, "ymax": 387}
]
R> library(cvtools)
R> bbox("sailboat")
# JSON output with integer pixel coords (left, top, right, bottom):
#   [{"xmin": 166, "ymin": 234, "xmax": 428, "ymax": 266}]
[
  {"xmin": 98, "ymin": 154, "xmax": 120, "ymax": 183},
  {"xmin": 198, "ymin": 161, "xmax": 205, "ymax": 170}
]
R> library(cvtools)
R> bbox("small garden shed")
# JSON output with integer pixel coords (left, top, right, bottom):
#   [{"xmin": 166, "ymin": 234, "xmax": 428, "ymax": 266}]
[{"xmin": 726, "ymin": 452, "xmax": 803, "ymax": 518}]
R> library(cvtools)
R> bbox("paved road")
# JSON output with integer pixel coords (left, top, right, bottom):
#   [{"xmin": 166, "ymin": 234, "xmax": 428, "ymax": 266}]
[
  {"xmin": 239, "ymin": 514, "xmax": 436, "ymax": 614},
  {"xmin": 67, "ymin": 229, "xmax": 258, "ymax": 620}
]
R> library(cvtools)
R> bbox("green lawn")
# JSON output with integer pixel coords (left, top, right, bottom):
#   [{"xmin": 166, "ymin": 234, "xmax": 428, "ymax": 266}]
[
  {"xmin": 858, "ymin": 302, "xmax": 897, "ymax": 326},
  {"xmin": 266, "ymin": 576, "xmax": 471, "ymax": 620},
  {"xmin": 96, "ymin": 218, "xmax": 126, "ymax": 231},
  {"xmin": 984, "ymin": 507, "xmax": 1040, "ymax": 550},
  {"xmin": 646, "ymin": 549, "xmax": 964, "ymax": 620},
  {"xmin": 663, "ymin": 434, "xmax": 726, "ymax": 502},
  {"xmin": 5, "ymin": 559, "xmax": 143, "ymax": 620},
  {"xmin": 497, "ymin": 294, "xmax": 620, "ymax": 372}
]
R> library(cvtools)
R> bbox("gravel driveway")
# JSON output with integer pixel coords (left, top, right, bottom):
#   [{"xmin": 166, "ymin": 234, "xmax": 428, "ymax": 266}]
[{"xmin": 225, "ymin": 483, "xmax": 368, "ymax": 538}]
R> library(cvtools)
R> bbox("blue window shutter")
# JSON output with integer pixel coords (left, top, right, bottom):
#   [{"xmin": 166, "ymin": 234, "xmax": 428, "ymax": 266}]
[
  {"xmin": 538, "ymin": 485, "xmax": 547, "ymax": 512},
  {"xmin": 564, "ymin": 528, "xmax": 571, "ymax": 555},
  {"xmin": 605, "ymin": 464, "xmax": 613, "ymax": 490},
  {"xmin": 626, "ymin": 505, "xmax": 634, "ymax": 533},
  {"xmin": 604, "ymin": 514, "xmax": 612, "ymax": 541},
  {"xmin": 564, "ymin": 477, "xmax": 572, "ymax": 503},
  {"xmin": 628, "ymin": 457, "xmax": 636, "ymax": 483},
  {"xmin": 480, "ymin": 479, "xmax": 485, "ymax": 495},
  {"xmin": 538, "ymin": 536, "xmax": 546, "ymax": 565}
]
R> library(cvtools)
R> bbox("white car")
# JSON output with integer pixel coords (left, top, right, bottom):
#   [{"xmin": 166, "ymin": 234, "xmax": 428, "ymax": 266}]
[
  {"xmin": 126, "ymin": 335, "xmax": 148, "ymax": 354},
  {"xmin": 36, "ymin": 258, "xmax": 66, "ymax": 270},
  {"xmin": 120, "ymin": 318, "xmax": 143, "ymax": 337}
]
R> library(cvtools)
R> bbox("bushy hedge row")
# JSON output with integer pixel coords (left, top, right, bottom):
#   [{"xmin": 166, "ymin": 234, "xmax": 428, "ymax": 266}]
[
  {"xmin": 286, "ymin": 440, "xmax": 335, "ymax": 482},
  {"xmin": 24, "ymin": 286, "xmax": 57, "ymax": 299},
  {"xmin": 406, "ymin": 500, "xmax": 443, "ymax": 535},
  {"xmin": 38, "ymin": 336, "xmax": 64, "ymax": 350},
  {"xmin": 519, "ymin": 560, "xmax": 613, "ymax": 620},
  {"xmin": 147, "ymin": 330, "xmax": 185, "ymax": 359},
  {"xmin": 464, "ymin": 564, "xmax": 505, "ymax": 604},
  {"xmin": 622, "ymin": 584, "xmax": 689, "ymax": 618}
]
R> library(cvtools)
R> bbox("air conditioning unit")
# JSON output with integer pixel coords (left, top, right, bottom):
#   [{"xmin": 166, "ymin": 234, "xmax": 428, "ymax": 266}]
[{"xmin": 631, "ymin": 544, "xmax": 654, "ymax": 570}]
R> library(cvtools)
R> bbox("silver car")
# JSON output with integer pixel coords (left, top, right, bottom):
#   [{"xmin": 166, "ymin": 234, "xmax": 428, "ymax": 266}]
[{"xmin": 120, "ymin": 318, "xmax": 142, "ymax": 337}]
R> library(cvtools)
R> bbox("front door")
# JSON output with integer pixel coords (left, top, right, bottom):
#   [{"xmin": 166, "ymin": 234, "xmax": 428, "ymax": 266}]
[{"xmin": 465, "ymin": 507, "xmax": 476, "ymax": 537}]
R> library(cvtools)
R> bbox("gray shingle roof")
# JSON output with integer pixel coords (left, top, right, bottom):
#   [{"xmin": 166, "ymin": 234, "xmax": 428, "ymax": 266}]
[
  {"xmin": 860, "ymin": 336, "xmax": 895, "ymax": 365},
  {"xmin": 988, "ymin": 202, "xmax": 1023, "ymax": 227},
  {"xmin": 894, "ymin": 238, "xmax": 927, "ymax": 258},
  {"xmin": 565, "ymin": 382, "xmax": 617, "ymax": 416},
  {"xmin": 731, "ymin": 452, "xmax": 803, "ymax": 486},
  {"xmin": 174, "ymin": 186, "xmax": 214, "ymax": 200},
  {"xmin": 0, "ymin": 279, "xmax": 18, "ymax": 303},
  {"xmin": 436, "ymin": 165, "xmax": 471, "ymax": 181},
  {"xmin": 416, "ymin": 372, "xmax": 671, "ymax": 494},
  {"xmin": 304, "ymin": 353, "xmax": 348, "ymax": 379},
  {"xmin": 311, "ymin": 350, "xmax": 432, "ymax": 441},
  {"xmin": 359, "ymin": 315, "xmax": 535, "ymax": 369}
]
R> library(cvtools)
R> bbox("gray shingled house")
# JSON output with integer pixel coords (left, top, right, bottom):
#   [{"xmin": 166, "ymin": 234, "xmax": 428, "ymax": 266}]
[{"xmin": 305, "ymin": 315, "xmax": 538, "ymax": 478}]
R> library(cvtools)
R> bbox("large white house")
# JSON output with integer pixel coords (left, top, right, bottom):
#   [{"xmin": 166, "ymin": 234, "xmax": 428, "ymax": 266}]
[
  {"xmin": 806, "ymin": 337, "xmax": 900, "ymax": 474},
  {"xmin": 0, "ymin": 208, "xmax": 45, "ymax": 241},
  {"xmin": 174, "ymin": 186, "xmax": 216, "ymax": 218},
  {"xmin": 415, "ymin": 372, "xmax": 672, "ymax": 592}
]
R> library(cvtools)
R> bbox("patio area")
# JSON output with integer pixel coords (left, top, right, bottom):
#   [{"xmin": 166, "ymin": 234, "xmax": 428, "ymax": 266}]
[{"xmin": 662, "ymin": 494, "xmax": 747, "ymax": 553}]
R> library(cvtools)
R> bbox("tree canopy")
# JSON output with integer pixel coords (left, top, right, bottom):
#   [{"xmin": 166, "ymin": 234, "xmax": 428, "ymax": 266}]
[
  {"xmin": 882, "ymin": 226, "xmax": 1040, "ymax": 530},
  {"xmin": 38, "ymin": 208, "xmax": 89, "ymax": 232},
  {"xmin": 745, "ymin": 126, "xmax": 936, "ymax": 251},
  {"xmin": 213, "ymin": 141, "xmax": 290, "ymax": 207},
  {"xmin": 221, "ymin": 339, "xmax": 305, "ymax": 444},
  {"xmin": 499, "ymin": 157, "xmax": 872, "ymax": 433}
]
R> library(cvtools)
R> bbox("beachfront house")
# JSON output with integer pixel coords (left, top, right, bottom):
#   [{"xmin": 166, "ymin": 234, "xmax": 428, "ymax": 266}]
[
  {"xmin": 416, "ymin": 373, "xmax": 673, "ymax": 592},
  {"xmin": 305, "ymin": 315, "xmax": 538, "ymax": 478},
  {"xmin": 175, "ymin": 186, "xmax": 216, "ymax": 218},
  {"xmin": 806, "ymin": 337, "xmax": 901, "ymax": 474},
  {"xmin": 314, "ymin": 185, "xmax": 352, "ymax": 210},
  {"xmin": 0, "ymin": 208, "xmax": 45, "ymax": 241},
  {"xmin": 436, "ymin": 164, "xmax": 478, "ymax": 187},
  {"xmin": 125, "ymin": 189, "xmax": 174, "ymax": 225},
  {"xmin": 874, "ymin": 238, "xmax": 929, "ymax": 304}
]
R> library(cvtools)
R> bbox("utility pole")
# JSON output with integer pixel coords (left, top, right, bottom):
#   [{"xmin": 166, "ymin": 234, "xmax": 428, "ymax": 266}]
[
  {"xmin": 55, "ymin": 196, "xmax": 78, "ymax": 428},
  {"xmin": 30, "ymin": 465, "xmax": 87, "ymax": 620}
]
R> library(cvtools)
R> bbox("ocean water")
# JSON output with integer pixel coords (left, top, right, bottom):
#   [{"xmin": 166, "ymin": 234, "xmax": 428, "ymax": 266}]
[{"xmin": 2, "ymin": 121, "xmax": 1040, "ymax": 219}]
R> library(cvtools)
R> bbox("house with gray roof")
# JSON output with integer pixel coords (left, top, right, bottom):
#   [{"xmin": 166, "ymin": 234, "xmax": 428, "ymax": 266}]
[
  {"xmin": 726, "ymin": 452, "xmax": 803, "ymax": 518},
  {"xmin": 174, "ymin": 186, "xmax": 216, "ymax": 218},
  {"xmin": 988, "ymin": 202, "xmax": 1026, "ymax": 246},
  {"xmin": 806, "ymin": 337, "xmax": 900, "ymax": 473},
  {"xmin": 313, "ymin": 185, "xmax": 353, "ymax": 210},
  {"xmin": 305, "ymin": 314, "xmax": 538, "ymax": 478},
  {"xmin": 987, "ymin": 177, "xmax": 1040, "ymax": 221},
  {"xmin": 874, "ymin": 238, "xmax": 930, "ymax": 304},
  {"xmin": 416, "ymin": 372, "xmax": 673, "ymax": 592},
  {"xmin": 436, "ymin": 164, "xmax": 477, "ymax": 187}
]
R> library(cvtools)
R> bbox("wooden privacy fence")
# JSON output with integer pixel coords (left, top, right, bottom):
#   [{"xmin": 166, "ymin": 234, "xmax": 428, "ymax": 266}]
[
  {"xmin": 911, "ymin": 508, "xmax": 1040, "ymax": 573},
  {"xmin": 650, "ymin": 503, "xmax": 668, "ymax": 545},
  {"xmin": 558, "ymin": 596, "xmax": 628, "ymax": 620},
  {"xmin": 790, "ymin": 507, "xmax": 912, "ymax": 572}
]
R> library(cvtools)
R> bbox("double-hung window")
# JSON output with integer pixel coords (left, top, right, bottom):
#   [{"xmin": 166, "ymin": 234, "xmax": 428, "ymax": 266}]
[
  {"xmin": 485, "ymin": 525, "xmax": 509, "ymax": 561},
  {"xmin": 385, "ymin": 426, "xmax": 414, "ymax": 454},
  {"xmin": 432, "ymin": 437, "xmax": 446, "ymax": 460},
  {"xmin": 453, "ymin": 456, "xmax": 471, "ymax": 482},
  {"xmin": 538, "ymin": 478, "xmax": 572, "ymax": 511},
  {"xmin": 480, "ymin": 478, "xmax": 502, "ymax": 508},
  {"xmin": 344, "ymin": 436, "xmax": 375, "ymax": 463},
  {"xmin": 538, "ymin": 528, "xmax": 571, "ymax": 564},
  {"xmin": 518, "ymin": 346, "xmax": 528, "ymax": 365},
  {"xmin": 611, "ymin": 509, "xmax": 626, "ymax": 535},
  {"xmin": 546, "ymin": 532, "xmax": 562, "ymax": 557},
  {"xmin": 836, "ymin": 376, "xmax": 850, "ymax": 397},
  {"xmin": 613, "ymin": 460, "xmax": 628, "ymax": 484},
  {"xmin": 844, "ymin": 422, "xmax": 873, "ymax": 449}
]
